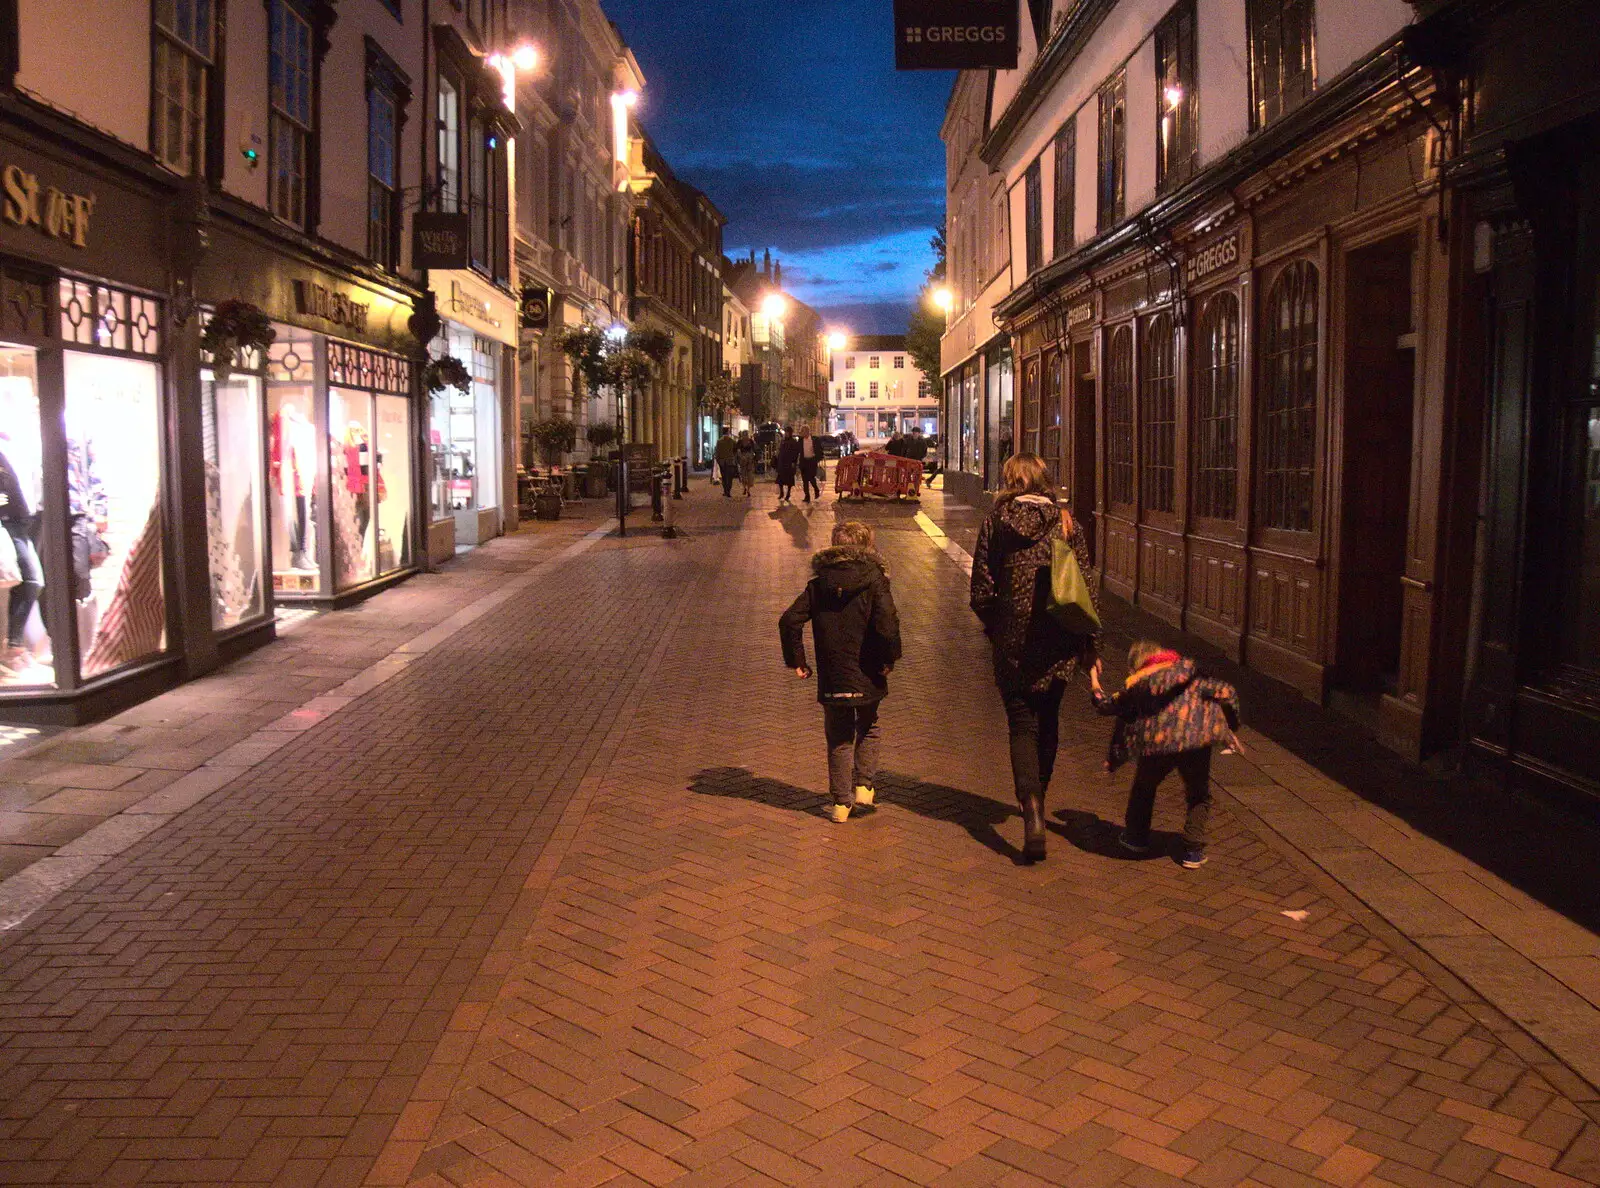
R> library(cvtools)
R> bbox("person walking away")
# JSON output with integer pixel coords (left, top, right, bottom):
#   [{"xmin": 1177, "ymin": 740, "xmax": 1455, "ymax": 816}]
[
  {"xmin": 737, "ymin": 430, "xmax": 757, "ymax": 497},
  {"xmin": 1090, "ymin": 640, "xmax": 1240, "ymax": 869},
  {"xmin": 797, "ymin": 423, "xmax": 822, "ymax": 503},
  {"xmin": 780, "ymin": 521, "xmax": 902, "ymax": 822},
  {"xmin": 969, "ymin": 452, "xmax": 1099, "ymax": 862},
  {"xmin": 713, "ymin": 432, "xmax": 739, "ymax": 498},
  {"xmin": 775, "ymin": 426, "xmax": 800, "ymax": 502}
]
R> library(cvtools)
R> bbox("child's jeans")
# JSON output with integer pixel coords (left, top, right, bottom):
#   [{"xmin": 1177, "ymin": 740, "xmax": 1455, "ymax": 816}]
[
  {"xmin": 823, "ymin": 704, "xmax": 880, "ymax": 806},
  {"xmin": 1123, "ymin": 747, "xmax": 1213, "ymax": 850}
]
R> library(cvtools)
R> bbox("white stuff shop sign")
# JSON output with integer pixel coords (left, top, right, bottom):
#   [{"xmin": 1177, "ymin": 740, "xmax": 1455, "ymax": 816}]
[{"xmin": 895, "ymin": 0, "xmax": 1019, "ymax": 70}]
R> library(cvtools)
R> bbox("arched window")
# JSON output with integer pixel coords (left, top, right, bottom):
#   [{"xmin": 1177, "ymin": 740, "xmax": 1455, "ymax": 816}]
[
  {"xmin": 1140, "ymin": 313, "xmax": 1177, "ymax": 514},
  {"xmin": 1022, "ymin": 354, "xmax": 1041, "ymax": 456},
  {"xmin": 1041, "ymin": 348, "xmax": 1063, "ymax": 474},
  {"xmin": 1258, "ymin": 261, "xmax": 1319, "ymax": 532},
  {"xmin": 1193, "ymin": 293, "xmax": 1240, "ymax": 521},
  {"xmin": 1107, "ymin": 325, "xmax": 1135, "ymax": 507}
]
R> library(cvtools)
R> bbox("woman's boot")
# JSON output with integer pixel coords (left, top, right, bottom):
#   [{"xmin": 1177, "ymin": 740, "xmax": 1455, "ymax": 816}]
[{"xmin": 1021, "ymin": 792, "xmax": 1047, "ymax": 862}]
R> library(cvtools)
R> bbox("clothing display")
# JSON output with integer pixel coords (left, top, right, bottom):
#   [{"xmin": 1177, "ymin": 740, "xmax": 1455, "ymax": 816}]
[
  {"xmin": 271, "ymin": 404, "xmax": 316, "ymax": 570},
  {"xmin": 83, "ymin": 504, "xmax": 163, "ymax": 678}
]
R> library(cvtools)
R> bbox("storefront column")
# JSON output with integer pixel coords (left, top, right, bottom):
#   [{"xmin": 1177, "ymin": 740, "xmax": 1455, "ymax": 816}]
[
  {"xmin": 167, "ymin": 316, "xmax": 220, "ymax": 678},
  {"xmin": 501, "ymin": 343, "xmax": 519, "ymax": 532}
]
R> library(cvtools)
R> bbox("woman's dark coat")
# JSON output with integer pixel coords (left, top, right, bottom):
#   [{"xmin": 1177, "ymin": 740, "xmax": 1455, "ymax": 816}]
[
  {"xmin": 775, "ymin": 435, "xmax": 800, "ymax": 483},
  {"xmin": 1092, "ymin": 656, "xmax": 1240, "ymax": 771},
  {"xmin": 970, "ymin": 494, "xmax": 1100, "ymax": 693},
  {"xmin": 780, "ymin": 546, "xmax": 902, "ymax": 705}
]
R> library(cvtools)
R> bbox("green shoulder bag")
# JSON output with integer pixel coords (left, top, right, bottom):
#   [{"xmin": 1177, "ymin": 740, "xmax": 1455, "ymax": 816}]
[{"xmin": 1046, "ymin": 514, "xmax": 1100, "ymax": 634}]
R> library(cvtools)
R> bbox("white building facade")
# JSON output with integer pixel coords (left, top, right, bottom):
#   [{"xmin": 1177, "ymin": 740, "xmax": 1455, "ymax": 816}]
[{"xmin": 829, "ymin": 336, "xmax": 936, "ymax": 446}]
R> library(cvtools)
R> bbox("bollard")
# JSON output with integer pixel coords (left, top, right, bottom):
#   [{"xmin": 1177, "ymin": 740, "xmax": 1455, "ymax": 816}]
[
  {"xmin": 651, "ymin": 465, "xmax": 666, "ymax": 522},
  {"xmin": 661, "ymin": 470, "xmax": 679, "ymax": 538},
  {"xmin": 674, "ymin": 456, "xmax": 686, "ymax": 499}
]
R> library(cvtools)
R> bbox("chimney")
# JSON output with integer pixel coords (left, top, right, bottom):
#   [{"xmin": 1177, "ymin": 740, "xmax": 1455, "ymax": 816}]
[
  {"xmin": 774, "ymin": 261, "xmax": 782, "ymax": 288},
  {"xmin": 762, "ymin": 248, "xmax": 771, "ymax": 278}
]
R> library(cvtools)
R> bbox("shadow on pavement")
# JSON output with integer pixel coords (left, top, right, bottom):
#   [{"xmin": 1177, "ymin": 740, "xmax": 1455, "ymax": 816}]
[
  {"xmin": 1053, "ymin": 807, "xmax": 1178, "ymax": 862},
  {"xmin": 767, "ymin": 505, "xmax": 813, "ymax": 550},
  {"xmin": 689, "ymin": 765, "xmax": 1031, "ymax": 864}
]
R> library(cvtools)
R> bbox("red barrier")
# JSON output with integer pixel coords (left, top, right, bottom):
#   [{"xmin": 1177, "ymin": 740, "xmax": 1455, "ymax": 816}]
[{"xmin": 834, "ymin": 451, "xmax": 924, "ymax": 500}]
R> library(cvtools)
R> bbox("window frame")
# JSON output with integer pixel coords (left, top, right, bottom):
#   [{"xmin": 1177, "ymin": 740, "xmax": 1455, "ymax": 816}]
[
  {"xmin": 1191, "ymin": 291, "xmax": 1242, "ymax": 526},
  {"xmin": 436, "ymin": 70, "xmax": 462, "ymax": 213},
  {"xmin": 267, "ymin": 0, "xmax": 315, "ymax": 230},
  {"xmin": 1053, "ymin": 118, "xmax": 1076, "ymax": 259},
  {"xmin": 1140, "ymin": 311, "xmax": 1179, "ymax": 519},
  {"xmin": 151, "ymin": 0, "xmax": 216, "ymax": 177},
  {"xmin": 1256, "ymin": 259, "xmax": 1321, "ymax": 535},
  {"xmin": 364, "ymin": 40, "xmax": 410, "ymax": 273},
  {"xmin": 1097, "ymin": 70, "xmax": 1127, "ymax": 234},
  {"xmin": 1024, "ymin": 155, "xmax": 1043, "ymax": 274},
  {"xmin": 1247, "ymin": 0, "xmax": 1317, "ymax": 130},
  {"xmin": 1155, "ymin": 0, "xmax": 1198, "ymax": 194},
  {"xmin": 1106, "ymin": 323, "xmax": 1135, "ymax": 510}
]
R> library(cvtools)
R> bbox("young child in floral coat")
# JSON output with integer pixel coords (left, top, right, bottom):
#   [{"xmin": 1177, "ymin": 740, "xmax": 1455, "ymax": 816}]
[{"xmin": 1090, "ymin": 639, "xmax": 1240, "ymax": 868}]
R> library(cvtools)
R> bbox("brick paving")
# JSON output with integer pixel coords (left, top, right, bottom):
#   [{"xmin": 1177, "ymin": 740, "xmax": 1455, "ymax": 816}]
[{"xmin": 0, "ymin": 485, "xmax": 1597, "ymax": 1186}]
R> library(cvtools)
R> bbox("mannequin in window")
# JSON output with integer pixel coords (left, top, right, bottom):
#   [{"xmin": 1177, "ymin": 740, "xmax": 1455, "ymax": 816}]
[
  {"xmin": 342, "ymin": 420, "xmax": 373, "ymax": 540},
  {"xmin": 0, "ymin": 429, "xmax": 44, "ymax": 681},
  {"xmin": 64, "ymin": 405, "xmax": 107, "ymax": 654},
  {"xmin": 270, "ymin": 401, "xmax": 315, "ymax": 570}
]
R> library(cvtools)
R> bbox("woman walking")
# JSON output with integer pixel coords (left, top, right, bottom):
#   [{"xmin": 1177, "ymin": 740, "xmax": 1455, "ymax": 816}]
[
  {"xmin": 775, "ymin": 426, "xmax": 800, "ymax": 502},
  {"xmin": 737, "ymin": 430, "xmax": 757, "ymax": 497},
  {"xmin": 969, "ymin": 452, "xmax": 1100, "ymax": 862}
]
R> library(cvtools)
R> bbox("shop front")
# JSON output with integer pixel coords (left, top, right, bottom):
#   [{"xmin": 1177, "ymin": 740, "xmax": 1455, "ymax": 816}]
[
  {"xmin": 427, "ymin": 271, "xmax": 517, "ymax": 561},
  {"xmin": 0, "ymin": 111, "xmax": 185, "ymax": 723},
  {"xmin": 999, "ymin": 83, "xmax": 1462, "ymax": 762},
  {"xmin": 195, "ymin": 224, "xmax": 425, "ymax": 609}
]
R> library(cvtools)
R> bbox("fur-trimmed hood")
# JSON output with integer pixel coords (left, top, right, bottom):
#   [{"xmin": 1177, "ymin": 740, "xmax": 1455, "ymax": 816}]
[{"xmin": 810, "ymin": 545, "xmax": 888, "ymax": 597}]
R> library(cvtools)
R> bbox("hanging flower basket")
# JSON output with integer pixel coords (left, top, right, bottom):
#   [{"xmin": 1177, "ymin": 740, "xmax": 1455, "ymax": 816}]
[
  {"xmin": 201, "ymin": 300, "xmax": 275, "ymax": 381},
  {"xmin": 423, "ymin": 354, "xmax": 472, "ymax": 394},
  {"xmin": 626, "ymin": 326, "xmax": 675, "ymax": 366}
]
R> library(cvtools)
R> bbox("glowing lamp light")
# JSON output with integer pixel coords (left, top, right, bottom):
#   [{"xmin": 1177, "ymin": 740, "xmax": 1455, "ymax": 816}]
[
  {"xmin": 826, "ymin": 331, "xmax": 847, "ymax": 351},
  {"xmin": 488, "ymin": 44, "xmax": 540, "ymax": 113},
  {"xmin": 511, "ymin": 44, "xmax": 539, "ymax": 71},
  {"xmin": 932, "ymin": 287, "xmax": 955, "ymax": 314},
  {"xmin": 761, "ymin": 293, "xmax": 789, "ymax": 320},
  {"xmin": 612, "ymin": 90, "xmax": 641, "ymax": 174},
  {"xmin": 606, "ymin": 323, "xmax": 628, "ymax": 342},
  {"xmin": 1164, "ymin": 84, "xmax": 1185, "ymax": 110}
]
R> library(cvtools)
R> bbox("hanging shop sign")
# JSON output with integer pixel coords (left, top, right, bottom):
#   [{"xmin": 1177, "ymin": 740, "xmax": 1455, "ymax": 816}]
[
  {"xmin": 2, "ymin": 163, "xmax": 94, "ymax": 248},
  {"xmin": 1183, "ymin": 230, "xmax": 1241, "ymax": 285},
  {"xmin": 519, "ymin": 286, "xmax": 551, "ymax": 331},
  {"xmin": 411, "ymin": 212, "xmax": 471, "ymax": 270},
  {"xmin": 293, "ymin": 280, "xmax": 371, "ymax": 332},
  {"xmin": 895, "ymin": 0, "xmax": 1018, "ymax": 70}
]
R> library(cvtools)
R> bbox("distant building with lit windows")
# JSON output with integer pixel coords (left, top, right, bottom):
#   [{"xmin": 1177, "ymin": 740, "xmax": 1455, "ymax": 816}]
[{"xmin": 828, "ymin": 336, "xmax": 936, "ymax": 445}]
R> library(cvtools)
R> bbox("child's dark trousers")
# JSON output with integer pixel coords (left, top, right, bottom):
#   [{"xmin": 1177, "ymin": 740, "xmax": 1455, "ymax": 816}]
[{"xmin": 1123, "ymin": 747, "xmax": 1213, "ymax": 850}]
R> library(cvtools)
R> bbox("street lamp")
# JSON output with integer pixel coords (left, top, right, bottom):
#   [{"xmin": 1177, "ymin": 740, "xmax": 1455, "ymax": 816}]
[
  {"xmin": 826, "ymin": 330, "xmax": 847, "ymax": 352},
  {"xmin": 932, "ymin": 286, "xmax": 954, "ymax": 317},
  {"xmin": 761, "ymin": 293, "xmax": 789, "ymax": 320},
  {"xmin": 612, "ymin": 90, "xmax": 639, "ymax": 177},
  {"xmin": 487, "ymin": 44, "xmax": 540, "ymax": 112}
]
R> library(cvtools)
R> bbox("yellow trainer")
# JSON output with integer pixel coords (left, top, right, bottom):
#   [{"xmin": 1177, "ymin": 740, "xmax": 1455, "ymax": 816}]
[
  {"xmin": 854, "ymin": 786, "xmax": 875, "ymax": 806},
  {"xmin": 828, "ymin": 804, "xmax": 851, "ymax": 823}
]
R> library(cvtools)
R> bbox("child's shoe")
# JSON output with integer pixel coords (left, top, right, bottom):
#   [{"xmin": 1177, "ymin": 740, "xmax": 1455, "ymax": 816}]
[
  {"xmin": 854, "ymin": 785, "xmax": 875, "ymax": 806},
  {"xmin": 828, "ymin": 804, "xmax": 851, "ymax": 823},
  {"xmin": 1117, "ymin": 831, "xmax": 1151, "ymax": 855},
  {"xmin": 1180, "ymin": 847, "xmax": 1208, "ymax": 869}
]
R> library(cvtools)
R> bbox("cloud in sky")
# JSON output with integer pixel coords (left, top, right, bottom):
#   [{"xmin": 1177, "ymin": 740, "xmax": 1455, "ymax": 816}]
[{"xmin": 605, "ymin": 0, "xmax": 950, "ymax": 332}]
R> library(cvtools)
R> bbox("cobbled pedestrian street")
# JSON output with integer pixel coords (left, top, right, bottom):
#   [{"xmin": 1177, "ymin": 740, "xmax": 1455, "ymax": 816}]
[{"xmin": 0, "ymin": 487, "xmax": 1597, "ymax": 1188}]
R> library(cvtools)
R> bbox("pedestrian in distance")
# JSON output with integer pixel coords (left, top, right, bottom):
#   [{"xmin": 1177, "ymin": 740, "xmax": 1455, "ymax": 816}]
[
  {"xmin": 737, "ymin": 429, "xmax": 757, "ymax": 497},
  {"xmin": 780, "ymin": 520, "xmax": 902, "ymax": 823},
  {"xmin": 775, "ymin": 425, "xmax": 800, "ymax": 502},
  {"xmin": 1090, "ymin": 640, "xmax": 1241, "ymax": 869},
  {"xmin": 713, "ymin": 431, "xmax": 739, "ymax": 498},
  {"xmin": 797, "ymin": 422, "xmax": 823, "ymax": 503},
  {"xmin": 969, "ymin": 452, "xmax": 1100, "ymax": 862},
  {"xmin": 884, "ymin": 431, "xmax": 906, "ymax": 458}
]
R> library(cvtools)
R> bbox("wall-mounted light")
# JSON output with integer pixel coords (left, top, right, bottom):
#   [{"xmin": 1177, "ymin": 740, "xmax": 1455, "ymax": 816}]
[
  {"xmin": 606, "ymin": 323, "xmax": 628, "ymax": 342},
  {"xmin": 932, "ymin": 287, "xmax": 954, "ymax": 315},
  {"xmin": 826, "ymin": 331, "xmax": 847, "ymax": 351},
  {"xmin": 612, "ymin": 90, "xmax": 640, "ymax": 178},
  {"xmin": 761, "ymin": 293, "xmax": 789, "ymax": 320},
  {"xmin": 487, "ymin": 43, "xmax": 540, "ymax": 113},
  {"xmin": 1164, "ymin": 83, "xmax": 1184, "ymax": 110}
]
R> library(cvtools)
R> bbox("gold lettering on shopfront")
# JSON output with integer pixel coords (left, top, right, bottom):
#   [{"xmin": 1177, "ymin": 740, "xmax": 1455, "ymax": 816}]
[
  {"xmin": 293, "ymin": 280, "xmax": 371, "ymax": 332},
  {"xmin": 1183, "ymin": 231, "xmax": 1240, "ymax": 285},
  {"xmin": 2, "ymin": 164, "xmax": 94, "ymax": 248}
]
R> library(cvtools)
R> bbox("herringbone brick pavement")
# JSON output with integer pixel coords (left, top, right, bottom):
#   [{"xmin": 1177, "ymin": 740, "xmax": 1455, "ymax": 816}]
[{"xmin": 0, "ymin": 487, "xmax": 1596, "ymax": 1187}]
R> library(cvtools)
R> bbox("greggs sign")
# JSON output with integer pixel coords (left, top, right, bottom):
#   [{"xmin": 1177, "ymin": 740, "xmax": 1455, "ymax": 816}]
[{"xmin": 895, "ymin": 0, "xmax": 1019, "ymax": 70}]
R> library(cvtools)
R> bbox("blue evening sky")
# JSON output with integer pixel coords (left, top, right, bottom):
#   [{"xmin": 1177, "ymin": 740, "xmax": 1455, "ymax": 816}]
[{"xmin": 604, "ymin": 0, "xmax": 952, "ymax": 335}]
